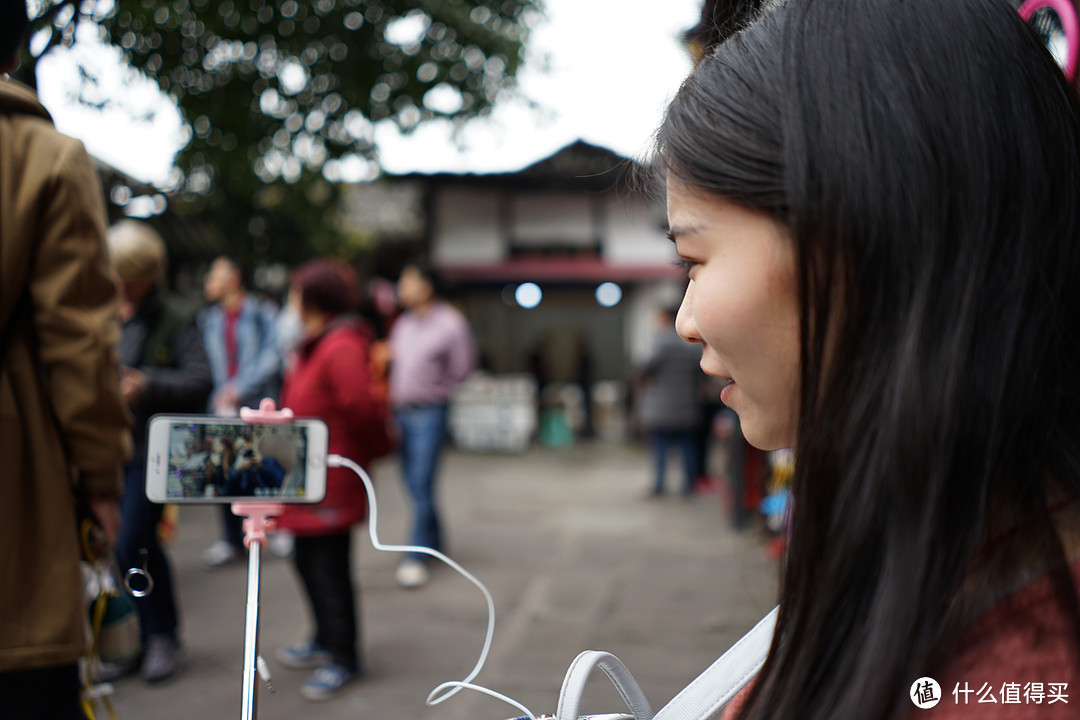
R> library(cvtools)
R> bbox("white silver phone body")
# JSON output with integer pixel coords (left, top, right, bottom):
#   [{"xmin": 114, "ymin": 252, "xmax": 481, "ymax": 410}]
[{"xmin": 146, "ymin": 415, "xmax": 329, "ymax": 504}]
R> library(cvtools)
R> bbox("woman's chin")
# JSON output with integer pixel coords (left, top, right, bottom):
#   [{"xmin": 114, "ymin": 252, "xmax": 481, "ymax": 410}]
[{"xmin": 739, "ymin": 420, "xmax": 795, "ymax": 452}]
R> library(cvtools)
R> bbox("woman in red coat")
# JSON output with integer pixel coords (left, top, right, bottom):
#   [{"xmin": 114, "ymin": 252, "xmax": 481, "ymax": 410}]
[{"xmin": 273, "ymin": 259, "xmax": 389, "ymax": 702}]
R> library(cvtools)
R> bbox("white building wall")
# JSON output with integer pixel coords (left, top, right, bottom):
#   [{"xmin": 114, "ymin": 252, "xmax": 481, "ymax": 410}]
[
  {"xmin": 511, "ymin": 192, "xmax": 594, "ymax": 247},
  {"xmin": 431, "ymin": 187, "xmax": 504, "ymax": 265},
  {"xmin": 603, "ymin": 195, "xmax": 675, "ymax": 266},
  {"xmin": 431, "ymin": 183, "xmax": 686, "ymax": 381},
  {"xmin": 625, "ymin": 280, "xmax": 688, "ymax": 366}
]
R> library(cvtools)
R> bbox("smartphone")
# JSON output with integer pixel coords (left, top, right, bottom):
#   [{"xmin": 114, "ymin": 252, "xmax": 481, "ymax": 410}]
[{"xmin": 146, "ymin": 415, "xmax": 329, "ymax": 504}]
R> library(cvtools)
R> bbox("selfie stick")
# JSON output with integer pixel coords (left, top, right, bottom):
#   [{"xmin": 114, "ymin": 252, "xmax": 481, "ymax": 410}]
[{"xmin": 234, "ymin": 399, "xmax": 293, "ymax": 720}]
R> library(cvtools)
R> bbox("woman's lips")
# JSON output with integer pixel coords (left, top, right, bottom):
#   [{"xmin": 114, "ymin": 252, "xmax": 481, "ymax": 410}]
[{"xmin": 720, "ymin": 379, "xmax": 736, "ymax": 405}]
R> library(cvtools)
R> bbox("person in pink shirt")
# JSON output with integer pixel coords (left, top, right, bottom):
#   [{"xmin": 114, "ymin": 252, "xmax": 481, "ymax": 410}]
[
  {"xmin": 387, "ymin": 261, "xmax": 476, "ymax": 588},
  {"xmin": 657, "ymin": 0, "xmax": 1080, "ymax": 718}
]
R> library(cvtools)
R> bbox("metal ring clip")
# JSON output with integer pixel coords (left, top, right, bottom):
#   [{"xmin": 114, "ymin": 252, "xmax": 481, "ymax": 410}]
[
  {"xmin": 125, "ymin": 548, "xmax": 154, "ymax": 598},
  {"xmin": 125, "ymin": 566, "xmax": 154, "ymax": 597}
]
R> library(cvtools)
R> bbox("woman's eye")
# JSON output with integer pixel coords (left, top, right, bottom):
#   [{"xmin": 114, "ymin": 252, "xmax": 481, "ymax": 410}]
[{"xmin": 674, "ymin": 259, "xmax": 696, "ymax": 276}]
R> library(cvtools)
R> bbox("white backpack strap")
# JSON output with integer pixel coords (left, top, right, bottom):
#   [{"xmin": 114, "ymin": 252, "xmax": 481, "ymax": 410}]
[
  {"xmin": 652, "ymin": 605, "xmax": 778, "ymax": 720},
  {"xmin": 556, "ymin": 650, "xmax": 655, "ymax": 720}
]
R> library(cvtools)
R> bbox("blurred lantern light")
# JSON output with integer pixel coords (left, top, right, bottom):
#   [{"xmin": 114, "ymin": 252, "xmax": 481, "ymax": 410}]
[
  {"xmin": 595, "ymin": 282, "xmax": 623, "ymax": 307},
  {"xmin": 515, "ymin": 282, "xmax": 542, "ymax": 309}
]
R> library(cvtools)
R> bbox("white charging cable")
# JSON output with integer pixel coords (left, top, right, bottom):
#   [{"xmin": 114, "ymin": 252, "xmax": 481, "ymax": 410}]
[{"xmin": 327, "ymin": 454, "xmax": 538, "ymax": 720}]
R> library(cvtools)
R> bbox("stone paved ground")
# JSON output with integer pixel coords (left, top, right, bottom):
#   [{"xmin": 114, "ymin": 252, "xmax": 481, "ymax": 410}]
[{"xmin": 105, "ymin": 442, "xmax": 778, "ymax": 720}]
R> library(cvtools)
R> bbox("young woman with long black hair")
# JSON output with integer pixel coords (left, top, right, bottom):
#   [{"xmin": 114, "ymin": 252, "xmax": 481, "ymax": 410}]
[{"xmin": 657, "ymin": 0, "xmax": 1080, "ymax": 718}]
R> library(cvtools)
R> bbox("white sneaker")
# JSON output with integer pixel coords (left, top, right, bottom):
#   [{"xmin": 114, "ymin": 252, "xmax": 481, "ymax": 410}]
[
  {"xmin": 395, "ymin": 559, "xmax": 430, "ymax": 589},
  {"xmin": 268, "ymin": 531, "xmax": 295, "ymax": 559},
  {"xmin": 202, "ymin": 540, "xmax": 240, "ymax": 568}
]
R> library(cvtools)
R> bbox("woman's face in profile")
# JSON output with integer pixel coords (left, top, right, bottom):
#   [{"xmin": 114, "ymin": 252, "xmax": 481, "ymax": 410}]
[{"xmin": 667, "ymin": 179, "xmax": 800, "ymax": 450}]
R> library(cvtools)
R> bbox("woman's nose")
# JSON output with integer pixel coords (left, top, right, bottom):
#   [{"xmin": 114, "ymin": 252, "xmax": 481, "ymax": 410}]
[{"xmin": 675, "ymin": 285, "xmax": 700, "ymax": 345}]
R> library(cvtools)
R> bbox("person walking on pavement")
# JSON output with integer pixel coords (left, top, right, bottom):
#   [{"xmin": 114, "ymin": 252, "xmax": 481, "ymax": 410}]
[
  {"xmin": 388, "ymin": 261, "xmax": 476, "ymax": 588},
  {"xmin": 0, "ymin": 5, "xmax": 132, "ymax": 715},
  {"xmin": 273, "ymin": 259, "xmax": 391, "ymax": 701},
  {"xmin": 197, "ymin": 256, "xmax": 281, "ymax": 567},
  {"xmin": 638, "ymin": 306, "xmax": 704, "ymax": 496},
  {"xmin": 103, "ymin": 220, "xmax": 213, "ymax": 683}
]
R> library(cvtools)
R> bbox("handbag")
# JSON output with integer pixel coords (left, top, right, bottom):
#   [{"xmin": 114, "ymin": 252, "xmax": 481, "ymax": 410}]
[
  {"xmin": 79, "ymin": 518, "xmax": 141, "ymax": 666},
  {"xmin": 77, "ymin": 517, "xmax": 140, "ymax": 720},
  {"xmin": 527, "ymin": 606, "xmax": 778, "ymax": 720}
]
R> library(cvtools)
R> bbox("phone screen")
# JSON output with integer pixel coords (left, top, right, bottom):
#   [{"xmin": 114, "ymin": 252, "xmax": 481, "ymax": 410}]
[{"xmin": 153, "ymin": 418, "xmax": 324, "ymax": 502}]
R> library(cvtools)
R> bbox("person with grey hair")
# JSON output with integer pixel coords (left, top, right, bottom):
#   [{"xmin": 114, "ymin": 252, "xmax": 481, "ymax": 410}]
[{"xmin": 103, "ymin": 219, "xmax": 213, "ymax": 684}]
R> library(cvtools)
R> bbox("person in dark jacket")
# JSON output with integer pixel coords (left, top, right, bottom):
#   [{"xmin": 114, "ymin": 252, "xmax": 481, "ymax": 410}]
[
  {"xmin": 638, "ymin": 306, "xmax": 705, "ymax": 496},
  {"xmin": 104, "ymin": 220, "xmax": 213, "ymax": 683}
]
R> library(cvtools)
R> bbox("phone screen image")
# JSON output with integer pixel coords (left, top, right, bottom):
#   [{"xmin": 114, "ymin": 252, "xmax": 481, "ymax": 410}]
[{"xmin": 163, "ymin": 420, "xmax": 314, "ymax": 501}]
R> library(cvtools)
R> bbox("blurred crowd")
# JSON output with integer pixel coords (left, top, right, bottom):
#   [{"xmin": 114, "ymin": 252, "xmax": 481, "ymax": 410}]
[
  {"xmin": 96, "ymin": 222, "xmax": 481, "ymax": 701},
  {"xmin": 0, "ymin": 35, "xmax": 481, "ymax": 709},
  {"xmin": 3, "ymin": 187, "xmax": 754, "ymax": 711},
  {"xmin": 0, "ymin": 3, "xmax": 747, "ymax": 716}
]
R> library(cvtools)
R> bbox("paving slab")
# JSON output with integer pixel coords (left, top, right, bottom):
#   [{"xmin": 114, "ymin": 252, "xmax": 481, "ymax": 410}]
[{"xmin": 104, "ymin": 442, "xmax": 778, "ymax": 720}]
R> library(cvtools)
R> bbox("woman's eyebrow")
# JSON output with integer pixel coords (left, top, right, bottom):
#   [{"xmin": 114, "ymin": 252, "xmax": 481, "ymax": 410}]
[{"xmin": 667, "ymin": 224, "xmax": 704, "ymax": 243}]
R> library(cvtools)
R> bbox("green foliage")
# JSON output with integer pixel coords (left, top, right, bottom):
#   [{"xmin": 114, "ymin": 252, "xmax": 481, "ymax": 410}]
[{"xmin": 26, "ymin": 0, "xmax": 542, "ymax": 267}]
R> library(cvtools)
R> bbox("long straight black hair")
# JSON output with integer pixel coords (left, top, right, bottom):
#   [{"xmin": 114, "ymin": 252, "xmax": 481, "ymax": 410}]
[{"xmin": 657, "ymin": 0, "xmax": 1080, "ymax": 718}]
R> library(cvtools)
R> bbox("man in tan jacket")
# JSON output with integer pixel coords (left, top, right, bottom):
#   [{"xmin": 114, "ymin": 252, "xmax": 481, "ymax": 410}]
[{"xmin": 0, "ymin": 3, "xmax": 133, "ymax": 717}]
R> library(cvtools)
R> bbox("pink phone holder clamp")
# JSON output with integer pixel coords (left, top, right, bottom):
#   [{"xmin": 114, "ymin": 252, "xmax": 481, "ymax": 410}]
[{"xmin": 232, "ymin": 398, "xmax": 294, "ymax": 548}]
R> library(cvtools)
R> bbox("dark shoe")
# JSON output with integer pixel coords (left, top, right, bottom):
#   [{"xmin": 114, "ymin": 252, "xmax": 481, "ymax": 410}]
[
  {"xmin": 299, "ymin": 663, "xmax": 359, "ymax": 701},
  {"xmin": 275, "ymin": 640, "xmax": 331, "ymax": 670},
  {"xmin": 141, "ymin": 635, "xmax": 182, "ymax": 684},
  {"xmin": 95, "ymin": 658, "xmax": 138, "ymax": 683}
]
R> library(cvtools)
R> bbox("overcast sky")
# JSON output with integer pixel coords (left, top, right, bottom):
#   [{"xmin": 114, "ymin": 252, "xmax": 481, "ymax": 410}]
[{"xmin": 35, "ymin": 0, "xmax": 702, "ymax": 186}]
